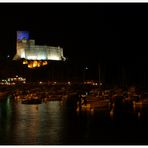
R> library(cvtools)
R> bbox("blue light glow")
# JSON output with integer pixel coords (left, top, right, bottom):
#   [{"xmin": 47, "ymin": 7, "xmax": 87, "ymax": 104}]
[{"xmin": 17, "ymin": 31, "xmax": 29, "ymax": 40}]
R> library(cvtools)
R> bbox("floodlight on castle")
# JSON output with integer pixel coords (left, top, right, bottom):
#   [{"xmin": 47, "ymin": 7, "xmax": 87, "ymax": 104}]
[{"xmin": 13, "ymin": 31, "xmax": 66, "ymax": 68}]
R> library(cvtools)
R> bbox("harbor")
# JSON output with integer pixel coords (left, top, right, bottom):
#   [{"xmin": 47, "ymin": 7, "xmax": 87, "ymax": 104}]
[
  {"xmin": 0, "ymin": 2, "xmax": 148, "ymax": 145},
  {"xmin": 0, "ymin": 82, "xmax": 148, "ymax": 144}
]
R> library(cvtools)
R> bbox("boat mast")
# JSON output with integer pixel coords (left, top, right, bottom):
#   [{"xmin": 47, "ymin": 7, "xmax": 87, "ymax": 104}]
[{"xmin": 98, "ymin": 63, "xmax": 101, "ymax": 90}]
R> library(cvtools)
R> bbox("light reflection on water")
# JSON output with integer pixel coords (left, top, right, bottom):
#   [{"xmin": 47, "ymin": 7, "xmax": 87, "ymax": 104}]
[
  {"xmin": 0, "ymin": 95, "xmax": 148, "ymax": 145},
  {"xmin": 0, "ymin": 96, "xmax": 64, "ymax": 144}
]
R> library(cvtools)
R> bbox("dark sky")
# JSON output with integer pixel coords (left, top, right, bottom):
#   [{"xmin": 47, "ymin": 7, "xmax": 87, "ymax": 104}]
[
  {"xmin": 0, "ymin": 3, "xmax": 148, "ymax": 64},
  {"xmin": 0, "ymin": 3, "xmax": 148, "ymax": 86}
]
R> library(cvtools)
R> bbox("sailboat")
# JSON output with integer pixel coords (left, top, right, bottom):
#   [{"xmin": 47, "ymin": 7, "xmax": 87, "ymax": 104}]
[{"xmin": 76, "ymin": 64, "xmax": 110, "ymax": 111}]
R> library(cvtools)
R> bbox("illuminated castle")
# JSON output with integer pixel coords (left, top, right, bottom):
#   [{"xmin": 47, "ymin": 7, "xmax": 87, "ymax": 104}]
[{"xmin": 13, "ymin": 31, "xmax": 65, "ymax": 68}]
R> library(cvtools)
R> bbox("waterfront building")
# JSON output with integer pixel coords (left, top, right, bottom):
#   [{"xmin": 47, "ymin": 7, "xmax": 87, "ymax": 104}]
[
  {"xmin": 13, "ymin": 31, "xmax": 65, "ymax": 68},
  {"xmin": 0, "ymin": 75, "xmax": 26, "ymax": 85}
]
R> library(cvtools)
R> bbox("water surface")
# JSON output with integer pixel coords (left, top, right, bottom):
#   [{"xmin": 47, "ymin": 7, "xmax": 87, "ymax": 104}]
[{"xmin": 0, "ymin": 95, "xmax": 148, "ymax": 145}]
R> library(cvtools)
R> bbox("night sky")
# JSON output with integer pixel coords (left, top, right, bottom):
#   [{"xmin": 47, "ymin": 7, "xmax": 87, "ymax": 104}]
[
  {"xmin": 0, "ymin": 3, "xmax": 148, "ymax": 87},
  {"xmin": 0, "ymin": 3, "xmax": 147, "ymax": 61}
]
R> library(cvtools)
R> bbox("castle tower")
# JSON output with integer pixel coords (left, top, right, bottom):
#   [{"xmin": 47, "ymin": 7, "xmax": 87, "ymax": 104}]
[{"xmin": 13, "ymin": 31, "xmax": 30, "ymax": 60}]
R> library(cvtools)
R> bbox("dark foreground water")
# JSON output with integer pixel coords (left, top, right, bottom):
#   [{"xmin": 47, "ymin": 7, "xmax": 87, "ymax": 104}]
[{"xmin": 0, "ymin": 95, "xmax": 148, "ymax": 145}]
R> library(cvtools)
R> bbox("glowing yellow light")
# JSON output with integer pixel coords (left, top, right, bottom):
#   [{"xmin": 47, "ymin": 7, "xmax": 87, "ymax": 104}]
[
  {"xmin": 28, "ymin": 64, "xmax": 32, "ymax": 68},
  {"xmin": 26, "ymin": 60, "xmax": 48, "ymax": 68},
  {"xmin": 37, "ymin": 61, "xmax": 41, "ymax": 67},
  {"xmin": 42, "ymin": 61, "xmax": 48, "ymax": 66},
  {"xmin": 33, "ymin": 61, "xmax": 38, "ymax": 67},
  {"xmin": 23, "ymin": 60, "xmax": 28, "ymax": 64}
]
